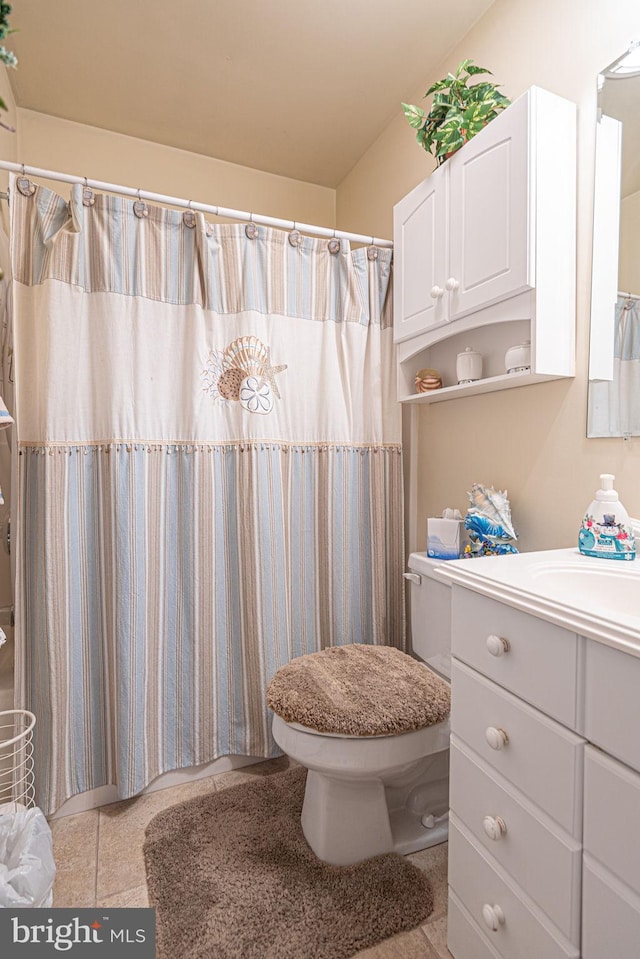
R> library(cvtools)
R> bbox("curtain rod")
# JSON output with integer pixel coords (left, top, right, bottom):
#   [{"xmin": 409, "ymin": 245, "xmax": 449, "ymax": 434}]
[{"xmin": 0, "ymin": 160, "xmax": 393, "ymax": 248}]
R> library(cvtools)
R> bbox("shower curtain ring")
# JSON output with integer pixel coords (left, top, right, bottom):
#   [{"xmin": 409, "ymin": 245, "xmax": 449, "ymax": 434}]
[
  {"xmin": 289, "ymin": 220, "xmax": 301, "ymax": 247},
  {"xmin": 183, "ymin": 199, "xmax": 196, "ymax": 228},
  {"xmin": 328, "ymin": 228, "xmax": 340, "ymax": 255},
  {"xmin": 82, "ymin": 176, "xmax": 95, "ymax": 207},
  {"xmin": 17, "ymin": 164, "xmax": 35, "ymax": 197},
  {"xmin": 367, "ymin": 237, "xmax": 379, "ymax": 261},
  {"xmin": 133, "ymin": 187, "xmax": 149, "ymax": 219},
  {"xmin": 245, "ymin": 211, "xmax": 258, "ymax": 239}
]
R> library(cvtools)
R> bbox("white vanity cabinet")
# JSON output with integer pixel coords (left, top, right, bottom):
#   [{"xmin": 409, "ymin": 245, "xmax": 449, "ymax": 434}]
[
  {"xmin": 440, "ymin": 553, "xmax": 640, "ymax": 959},
  {"xmin": 582, "ymin": 640, "xmax": 640, "ymax": 957},
  {"xmin": 394, "ymin": 86, "xmax": 576, "ymax": 402},
  {"xmin": 582, "ymin": 748, "xmax": 640, "ymax": 958},
  {"xmin": 448, "ymin": 587, "xmax": 583, "ymax": 959}
]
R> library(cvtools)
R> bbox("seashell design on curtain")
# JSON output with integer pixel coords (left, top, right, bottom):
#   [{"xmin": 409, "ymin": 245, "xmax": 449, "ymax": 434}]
[{"xmin": 9, "ymin": 177, "xmax": 403, "ymax": 814}]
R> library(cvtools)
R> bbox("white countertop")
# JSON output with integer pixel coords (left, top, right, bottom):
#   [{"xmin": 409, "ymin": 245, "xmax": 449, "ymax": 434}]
[{"xmin": 434, "ymin": 547, "xmax": 640, "ymax": 656}]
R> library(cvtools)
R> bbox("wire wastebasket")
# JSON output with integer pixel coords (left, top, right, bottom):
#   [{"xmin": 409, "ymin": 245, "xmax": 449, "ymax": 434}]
[
  {"xmin": 0, "ymin": 710, "xmax": 56, "ymax": 907},
  {"xmin": 0, "ymin": 709, "xmax": 36, "ymax": 811}
]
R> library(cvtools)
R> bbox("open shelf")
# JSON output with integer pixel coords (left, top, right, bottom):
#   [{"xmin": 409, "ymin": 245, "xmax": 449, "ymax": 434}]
[{"xmin": 399, "ymin": 369, "xmax": 559, "ymax": 404}]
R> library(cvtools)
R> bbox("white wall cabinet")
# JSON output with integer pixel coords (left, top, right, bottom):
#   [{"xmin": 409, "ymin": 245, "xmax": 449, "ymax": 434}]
[
  {"xmin": 445, "ymin": 583, "xmax": 640, "ymax": 959},
  {"xmin": 393, "ymin": 86, "xmax": 576, "ymax": 403}
]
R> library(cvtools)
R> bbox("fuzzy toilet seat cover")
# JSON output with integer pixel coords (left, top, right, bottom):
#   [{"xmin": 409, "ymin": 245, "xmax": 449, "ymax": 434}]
[{"xmin": 267, "ymin": 644, "xmax": 450, "ymax": 737}]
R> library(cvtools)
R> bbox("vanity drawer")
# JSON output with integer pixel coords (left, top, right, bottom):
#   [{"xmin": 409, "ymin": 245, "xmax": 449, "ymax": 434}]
[
  {"xmin": 451, "ymin": 659, "xmax": 584, "ymax": 836},
  {"xmin": 585, "ymin": 639, "xmax": 640, "ymax": 772},
  {"xmin": 450, "ymin": 738, "xmax": 581, "ymax": 941},
  {"xmin": 448, "ymin": 890, "xmax": 502, "ymax": 959},
  {"xmin": 448, "ymin": 815, "xmax": 579, "ymax": 959},
  {"xmin": 452, "ymin": 586, "xmax": 578, "ymax": 728},
  {"xmin": 584, "ymin": 745, "xmax": 640, "ymax": 896},
  {"xmin": 582, "ymin": 854, "xmax": 640, "ymax": 959}
]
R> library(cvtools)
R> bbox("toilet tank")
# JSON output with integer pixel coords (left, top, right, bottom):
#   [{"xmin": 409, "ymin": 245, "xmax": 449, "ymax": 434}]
[{"xmin": 405, "ymin": 552, "xmax": 452, "ymax": 680}]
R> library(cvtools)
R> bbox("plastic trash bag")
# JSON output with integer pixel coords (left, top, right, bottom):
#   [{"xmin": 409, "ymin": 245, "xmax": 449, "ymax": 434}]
[{"xmin": 0, "ymin": 803, "xmax": 56, "ymax": 907}]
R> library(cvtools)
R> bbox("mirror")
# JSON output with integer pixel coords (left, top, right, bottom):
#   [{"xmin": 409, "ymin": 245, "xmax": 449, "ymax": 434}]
[{"xmin": 588, "ymin": 42, "xmax": 640, "ymax": 438}]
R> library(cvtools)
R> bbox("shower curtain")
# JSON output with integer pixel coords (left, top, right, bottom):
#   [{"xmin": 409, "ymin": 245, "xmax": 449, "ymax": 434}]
[
  {"xmin": 10, "ymin": 179, "xmax": 403, "ymax": 815},
  {"xmin": 588, "ymin": 295, "xmax": 640, "ymax": 436}
]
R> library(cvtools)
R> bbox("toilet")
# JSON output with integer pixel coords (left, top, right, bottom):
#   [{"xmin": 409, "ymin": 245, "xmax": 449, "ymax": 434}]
[{"xmin": 268, "ymin": 553, "xmax": 451, "ymax": 866}]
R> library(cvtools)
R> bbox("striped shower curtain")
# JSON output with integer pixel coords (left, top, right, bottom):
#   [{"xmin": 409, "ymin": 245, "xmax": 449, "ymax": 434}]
[
  {"xmin": 9, "ymin": 178, "xmax": 403, "ymax": 814},
  {"xmin": 588, "ymin": 296, "xmax": 640, "ymax": 437}
]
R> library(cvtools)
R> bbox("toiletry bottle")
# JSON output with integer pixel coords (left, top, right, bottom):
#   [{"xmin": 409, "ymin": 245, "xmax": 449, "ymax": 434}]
[{"xmin": 579, "ymin": 474, "xmax": 636, "ymax": 561}]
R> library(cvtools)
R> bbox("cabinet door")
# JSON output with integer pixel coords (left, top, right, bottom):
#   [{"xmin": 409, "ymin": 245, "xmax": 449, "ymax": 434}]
[
  {"xmin": 448, "ymin": 92, "xmax": 531, "ymax": 320},
  {"xmin": 393, "ymin": 167, "xmax": 447, "ymax": 342},
  {"xmin": 582, "ymin": 857, "xmax": 640, "ymax": 959}
]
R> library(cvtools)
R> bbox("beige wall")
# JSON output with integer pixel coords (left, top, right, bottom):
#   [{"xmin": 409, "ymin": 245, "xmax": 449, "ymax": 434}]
[
  {"xmin": 16, "ymin": 109, "xmax": 335, "ymax": 228},
  {"xmin": 337, "ymin": 0, "xmax": 640, "ymax": 553},
  {"xmin": 6, "ymin": 2, "xmax": 640, "ymax": 555}
]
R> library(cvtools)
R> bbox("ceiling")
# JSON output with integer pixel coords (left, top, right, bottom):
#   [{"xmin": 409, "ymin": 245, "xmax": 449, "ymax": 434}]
[{"xmin": 7, "ymin": 0, "xmax": 497, "ymax": 187}]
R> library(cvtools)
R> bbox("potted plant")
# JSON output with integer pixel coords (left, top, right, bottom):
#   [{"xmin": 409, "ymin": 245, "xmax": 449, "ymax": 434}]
[{"xmin": 402, "ymin": 59, "xmax": 510, "ymax": 166}]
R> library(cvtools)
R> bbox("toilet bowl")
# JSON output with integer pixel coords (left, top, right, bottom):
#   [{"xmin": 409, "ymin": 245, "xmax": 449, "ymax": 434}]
[
  {"xmin": 269, "ymin": 559, "xmax": 452, "ymax": 866},
  {"xmin": 272, "ymin": 711, "xmax": 450, "ymax": 866}
]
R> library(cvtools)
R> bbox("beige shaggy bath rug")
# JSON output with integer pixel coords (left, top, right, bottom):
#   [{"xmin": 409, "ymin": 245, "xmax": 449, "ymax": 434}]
[{"xmin": 144, "ymin": 765, "xmax": 434, "ymax": 959}]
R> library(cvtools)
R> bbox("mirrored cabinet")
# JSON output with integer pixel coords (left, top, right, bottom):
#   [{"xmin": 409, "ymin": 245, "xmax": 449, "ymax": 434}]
[{"xmin": 588, "ymin": 41, "xmax": 640, "ymax": 438}]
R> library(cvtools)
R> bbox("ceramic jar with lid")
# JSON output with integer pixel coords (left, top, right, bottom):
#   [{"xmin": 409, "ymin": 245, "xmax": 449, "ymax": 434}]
[
  {"xmin": 505, "ymin": 339, "xmax": 531, "ymax": 374},
  {"xmin": 456, "ymin": 347, "xmax": 483, "ymax": 384}
]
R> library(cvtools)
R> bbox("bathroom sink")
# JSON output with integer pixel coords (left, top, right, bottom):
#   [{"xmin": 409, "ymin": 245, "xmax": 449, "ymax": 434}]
[
  {"xmin": 528, "ymin": 560, "xmax": 640, "ymax": 619},
  {"xmin": 436, "ymin": 547, "xmax": 640, "ymax": 648}
]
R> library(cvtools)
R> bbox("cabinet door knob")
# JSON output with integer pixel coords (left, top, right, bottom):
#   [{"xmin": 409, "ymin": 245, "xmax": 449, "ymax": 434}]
[
  {"xmin": 482, "ymin": 903, "xmax": 506, "ymax": 931},
  {"xmin": 483, "ymin": 815, "xmax": 507, "ymax": 841},
  {"xmin": 430, "ymin": 285, "xmax": 444, "ymax": 299},
  {"xmin": 486, "ymin": 634, "xmax": 511, "ymax": 657},
  {"xmin": 445, "ymin": 276, "xmax": 460, "ymax": 292},
  {"xmin": 485, "ymin": 726, "xmax": 509, "ymax": 750}
]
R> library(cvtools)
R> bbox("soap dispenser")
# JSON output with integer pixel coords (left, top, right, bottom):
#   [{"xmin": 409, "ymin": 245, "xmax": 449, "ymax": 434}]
[{"xmin": 579, "ymin": 474, "xmax": 636, "ymax": 561}]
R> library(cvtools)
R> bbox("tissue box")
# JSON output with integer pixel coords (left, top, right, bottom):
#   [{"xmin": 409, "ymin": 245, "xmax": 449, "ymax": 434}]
[{"xmin": 427, "ymin": 517, "xmax": 463, "ymax": 560}]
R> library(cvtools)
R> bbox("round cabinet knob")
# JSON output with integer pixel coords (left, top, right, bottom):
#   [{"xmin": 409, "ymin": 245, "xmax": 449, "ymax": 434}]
[
  {"xmin": 482, "ymin": 903, "xmax": 506, "ymax": 932},
  {"xmin": 430, "ymin": 285, "xmax": 444, "ymax": 299},
  {"xmin": 483, "ymin": 815, "xmax": 507, "ymax": 841},
  {"xmin": 485, "ymin": 726, "xmax": 509, "ymax": 750},
  {"xmin": 486, "ymin": 634, "xmax": 511, "ymax": 657},
  {"xmin": 445, "ymin": 277, "xmax": 460, "ymax": 292}
]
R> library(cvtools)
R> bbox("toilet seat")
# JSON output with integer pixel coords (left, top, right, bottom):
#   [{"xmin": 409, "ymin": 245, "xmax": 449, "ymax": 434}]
[{"xmin": 273, "ymin": 712, "xmax": 450, "ymax": 776}]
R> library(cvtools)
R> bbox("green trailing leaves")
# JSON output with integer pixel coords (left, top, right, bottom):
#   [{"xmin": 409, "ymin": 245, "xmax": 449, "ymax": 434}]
[
  {"xmin": 402, "ymin": 59, "xmax": 510, "ymax": 166},
  {"xmin": 401, "ymin": 102, "xmax": 426, "ymax": 128}
]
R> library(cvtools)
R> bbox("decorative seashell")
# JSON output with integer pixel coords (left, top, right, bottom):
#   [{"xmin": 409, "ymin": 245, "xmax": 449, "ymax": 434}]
[
  {"xmin": 466, "ymin": 483, "xmax": 517, "ymax": 541},
  {"xmin": 240, "ymin": 375, "xmax": 273, "ymax": 415},
  {"xmin": 202, "ymin": 349, "xmax": 226, "ymax": 399},
  {"xmin": 222, "ymin": 336, "xmax": 271, "ymax": 381},
  {"xmin": 415, "ymin": 368, "xmax": 442, "ymax": 393},
  {"xmin": 217, "ymin": 367, "xmax": 244, "ymax": 401}
]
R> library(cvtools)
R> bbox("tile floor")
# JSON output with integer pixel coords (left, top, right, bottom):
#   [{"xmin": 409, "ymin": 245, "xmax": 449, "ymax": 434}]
[{"xmin": 49, "ymin": 757, "xmax": 453, "ymax": 958}]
